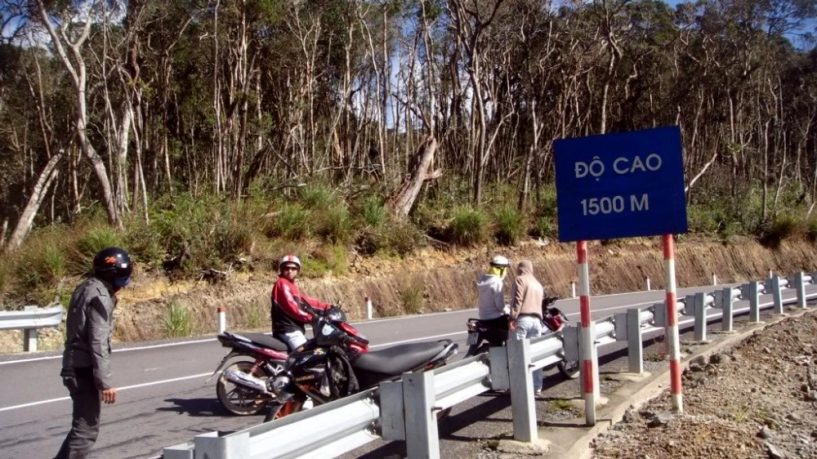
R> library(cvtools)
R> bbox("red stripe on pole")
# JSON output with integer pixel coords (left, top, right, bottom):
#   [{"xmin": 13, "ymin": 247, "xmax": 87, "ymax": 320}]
[
  {"xmin": 663, "ymin": 234, "xmax": 673, "ymax": 259},
  {"xmin": 580, "ymin": 296, "xmax": 591, "ymax": 327},
  {"xmin": 217, "ymin": 306, "xmax": 226, "ymax": 313},
  {"xmin": 669, "ymin": 358, "xmax": 682, "ymax": 394},
  {"xmin": 583, "ymin": 360, "xmax": 594, "ymax": 393},
  {"xmin": 577, "ymin": 240, "xmax": 587, "ymax": 264},
  {"xmin": 665, "ymin": 291, "xmax": 677, "ymax": 326}
]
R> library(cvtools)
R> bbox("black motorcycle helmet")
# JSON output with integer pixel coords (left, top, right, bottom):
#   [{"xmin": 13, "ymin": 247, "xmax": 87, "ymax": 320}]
[{"xmin": 93, "ymin": 247, "xmax": 133, "ymax": 288}]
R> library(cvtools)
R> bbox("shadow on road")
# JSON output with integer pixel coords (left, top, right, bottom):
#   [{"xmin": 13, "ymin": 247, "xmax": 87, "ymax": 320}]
[{"xmin": 156, "ymin": 397, "xmax": 234, "ymax": 417}]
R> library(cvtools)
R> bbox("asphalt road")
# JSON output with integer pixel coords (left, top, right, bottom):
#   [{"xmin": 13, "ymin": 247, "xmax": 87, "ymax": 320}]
[{"xmin": 0, "ymin": 282, "xmax": 808, "ymax": 459}]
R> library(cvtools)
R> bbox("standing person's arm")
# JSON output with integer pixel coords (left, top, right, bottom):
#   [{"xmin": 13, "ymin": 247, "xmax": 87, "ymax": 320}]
[
  {"xmin": 509, "ymin": 278, "xmax": 527, "ymax": 330},
  {"xmin": 87, "ymin": 296, "xmax": 116, "ymax": 403},
  {"xmin": 492, "ymin": 277, "xmax": 506, "ymax": 315}
]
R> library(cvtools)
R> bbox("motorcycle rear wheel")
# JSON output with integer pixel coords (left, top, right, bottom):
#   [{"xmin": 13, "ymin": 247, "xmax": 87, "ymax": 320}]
[
  {"xmin": 216, "ymin": 356, "xmax": 273, "ymax": 416},
  {"xmin": 557, "ymin": 360, "xmax": 580, "ymax": 379},
  {"xmin": 263, "ymin": 399, "xmax": 305, "ymax": 423}
]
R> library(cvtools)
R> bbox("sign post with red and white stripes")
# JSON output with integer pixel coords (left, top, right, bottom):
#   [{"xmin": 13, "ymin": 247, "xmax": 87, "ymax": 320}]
[
  {"xmin": 663, "ymin": 234, "xmax": 683, "ymax": 412},
  {"xmin": 577, "ymin": 240, "xmax": 599, "ymax": 425},
  {"xmin": 554, "ymin": 126, "xmax": 688, "ymax": 424}
]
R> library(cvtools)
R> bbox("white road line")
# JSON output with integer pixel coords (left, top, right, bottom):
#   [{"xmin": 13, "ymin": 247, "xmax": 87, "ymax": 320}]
[
  {"xmin": 1, "ymin": 288, "xmax": 714, "ymax": 366},
  {"xmin": 0, "ymin": 372, "xmax": 211, "ymax": 413}
]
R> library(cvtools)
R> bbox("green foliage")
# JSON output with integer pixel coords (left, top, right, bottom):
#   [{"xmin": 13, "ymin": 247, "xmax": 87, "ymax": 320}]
[
  {"xmin": 301, "ymin": 184, "xmax": 336, "ymax": 210},
  {"xmin": 530, "ymin": 216, "xmax": 556, "ymax": 239},
  {"xmin": 448, "ymin": 207, "xmax": 488, "ymax": 246},
  {"xmin": 72, "ymin": 227, "xmax": 122, "ymax": 275},
  {"xmin": 807, "ymin": 219, "xmax": 817, "ymax": 243},
  {"xmin": 316, "ymin": 204, "xmax": 353, "ymax": 244},
  {"xmin": 361, "ymin": 195, "xmax": 388, "ymax": 229},
  {"xmin": 493, "ymin": 204, "xmax": 526, "ymax": 246},
  {"xmin": 300, "ymin": 246, "xmax": 347, "ymax": 277},
  {"xmin": 758, "ymin": 213, "xmax": 802, "ymax": 248},
  {"xmin": 271, "ymin": 203, "xmax": 310, "ymax": 240},
  {"xmin": 164, "ymin": 301, "xmax": 193, "ymax": 338}
]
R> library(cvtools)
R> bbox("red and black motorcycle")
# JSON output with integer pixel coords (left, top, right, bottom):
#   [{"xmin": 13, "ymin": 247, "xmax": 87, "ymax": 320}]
[
  {"xmin": 464, "ymin": 296, "xmax": 580, "ymax": 379},
  {"xmin": 207, "ymin": 331, "xmax": 290, "ymax": 416},
  {"xmin": 264, "ymin": 305, "xmax": 458, "ymax": 421}
]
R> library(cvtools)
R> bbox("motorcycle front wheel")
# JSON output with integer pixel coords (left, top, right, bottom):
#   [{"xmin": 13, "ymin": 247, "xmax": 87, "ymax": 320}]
[{"xmin": 216, "ymin": 356, "xmax": 274, "ymax": 416}]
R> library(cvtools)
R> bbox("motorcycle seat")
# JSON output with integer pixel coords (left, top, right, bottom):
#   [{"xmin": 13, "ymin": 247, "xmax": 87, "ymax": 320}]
[
  {"xmin": 354, "ymin": 340, "xmax": 453, "ymax": 376},
  {"xmin": 235, "ymin": 332, "xmax": 289, "ymax": 352}
]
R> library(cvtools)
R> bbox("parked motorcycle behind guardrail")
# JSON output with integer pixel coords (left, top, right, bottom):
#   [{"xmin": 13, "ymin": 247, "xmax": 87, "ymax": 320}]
[
  {"xmin": 206, "ymin": 331, "xmax": 291, "ymax": 416},
  {"xmin": 263, "ymin": 304, "xmax": 458, "ymax": 422},
  {"xmin": 465, "ymin": 296, "xmax": 580, "ymax": 380}
]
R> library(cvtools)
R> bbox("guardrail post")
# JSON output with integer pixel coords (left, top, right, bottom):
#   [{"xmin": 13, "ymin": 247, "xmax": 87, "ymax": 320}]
[
  {"xmin": 23, "ymin": 306, "xmax": 38, "ymax": 352},
  {"xmin": 646, "ymin": 277, "xmax": 651, "ymax": 291},
  {"xmin": 614, "ymin": 309, "xmax": 643, "ymax": 374},
  {"xmin": 693, "ymin": 292, "xmax": 708, "ymax": 342},
  {"xmin": 795, "ymin": 272, "xmax": 807, "ymax": 309},
  {"xmin": 741, "ymin": 282, "xmax": 762, "ymax": 323},
  {"xmin": 193, "ymin": 431, "xmax": 249, "ymax": 459},
  {"xmin": 718, "ymin": 287, "xmax": 734, "ymax": 332},
  {"xmin": 769, "ymin": 276, "xmax": 784, "ymax": 314},
  {"xmin": 365, "ymin": 296, "xmax": 373, "ymax": 319},
  {"xmin": 507, "ymin": 338, "xmax": 537, "ymax": 442},
  {"xmin": 488, "ymin": 346, "xmax": 510, "ymax": 391},
  {"xmin": 379, "ymin": 380, "xmax": 406, "ymax": 441},
  {"xmin": 163, "ymin": 443, "xmax": 194, "ymax": 459},
  {"xmin": 403, "ymin": 371, "xmax": 440, "ymax": 459}
]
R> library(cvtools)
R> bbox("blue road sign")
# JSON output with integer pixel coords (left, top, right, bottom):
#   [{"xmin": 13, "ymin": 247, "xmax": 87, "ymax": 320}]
[{"xmin": 553, "ymin": 126, "xmax": 688, "ymax": 242}]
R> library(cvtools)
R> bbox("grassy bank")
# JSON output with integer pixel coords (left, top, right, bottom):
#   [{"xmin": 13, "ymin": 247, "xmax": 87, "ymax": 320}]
[{"xmin": 1, "ymin": 180, "xmax": 815, "ymax": 309}]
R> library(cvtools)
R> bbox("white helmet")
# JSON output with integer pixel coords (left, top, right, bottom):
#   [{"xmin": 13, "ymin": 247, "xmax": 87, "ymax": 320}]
[
  {"xmin": 490, "ymin": 255, "xmax": 510, "ymax": 268},
  {"xmin": 279, "ymin": 254, "xmax": 302, "ymax": 270}
]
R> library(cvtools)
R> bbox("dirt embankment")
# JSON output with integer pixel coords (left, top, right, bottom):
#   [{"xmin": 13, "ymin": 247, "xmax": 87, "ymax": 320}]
[
  {"xmin": 592, "ymin": 311, "xmax": 817, "ymax": 459},
  {"xmin": 3, "ymin": 236, "xmax": 817, "ymax": 353}
]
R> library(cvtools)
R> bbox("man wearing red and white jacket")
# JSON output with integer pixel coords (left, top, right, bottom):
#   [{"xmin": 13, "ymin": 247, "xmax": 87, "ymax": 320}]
[{"xmin": 271, "ymin": 255, "xmax": 332, "ymax": 351}]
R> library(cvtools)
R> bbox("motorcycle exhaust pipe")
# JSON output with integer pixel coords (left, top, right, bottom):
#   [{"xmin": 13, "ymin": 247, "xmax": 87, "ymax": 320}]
[{"xmin": 223, "ymin": 370, "xmax": 269, "ymax": 394}]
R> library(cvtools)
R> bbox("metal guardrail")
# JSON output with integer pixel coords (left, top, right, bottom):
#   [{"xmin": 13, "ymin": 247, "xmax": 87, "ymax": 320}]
[
  {"xmin": 163, "ymin": 271, "xmax": 817, "ymax": 459},
  {"xmin": 0, "ymin": 305, "xmax": 63, "ymax": 352}
]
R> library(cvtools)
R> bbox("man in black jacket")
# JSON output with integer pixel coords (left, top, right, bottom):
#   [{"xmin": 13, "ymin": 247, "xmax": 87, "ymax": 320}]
[{"xmin": 55, "ymin": 247, "xmax": 133, "ymax": 459}]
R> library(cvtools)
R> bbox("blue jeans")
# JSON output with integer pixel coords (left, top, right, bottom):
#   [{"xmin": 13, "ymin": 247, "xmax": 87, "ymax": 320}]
[{"xmin": 511, "ymin": 316, "xmax": 544, "ymax": 391}]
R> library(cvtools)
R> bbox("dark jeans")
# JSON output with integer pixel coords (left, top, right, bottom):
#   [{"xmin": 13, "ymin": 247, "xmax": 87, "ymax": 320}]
[{"xmin": 55, "ymin": 367, "xmax": 100, "ymax": 459}]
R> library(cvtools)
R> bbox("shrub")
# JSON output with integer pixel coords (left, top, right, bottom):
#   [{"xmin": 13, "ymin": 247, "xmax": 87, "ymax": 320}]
[
  {"xmin": 494, "ymin": 204, "xmax": 526, "ymax": 246},
  {"xmin": 361, "ymin": 195, "xmax": 388, "ymax": 229},
  {"xmin": 759, "ymin": 214, "xmax": 801, "ymax": 248},
  {"xmin": 300, "ymin": 184, "xmax": 336, "ymax": 210},
  {"xmin": 72, "ymin": 226, "xmax": 122, "ymax": 274},
  {"xmin": 807, "ymin": 219, "xmax": 817, "ymax": 243},
  {"xmin": 273, "ymin": 204, "xmax": 310, "ymax": 240},
  {"xmin": 164, "ymin": 301, "xmax": 193, "ymax": 338},
  {"xmin": 400, "ymin": 275, "xmax": 425, "ymax": 314},
  {"xmin": 530, "ymin": 216, "xmax": 556, "ymax": 239},
  {"xmin": 316, "ymin": 205, "xmax": 353, "ymax": 244},
  {"xmin": 448, "ymin": 207, "xmax": 487, "ymax": 246}
]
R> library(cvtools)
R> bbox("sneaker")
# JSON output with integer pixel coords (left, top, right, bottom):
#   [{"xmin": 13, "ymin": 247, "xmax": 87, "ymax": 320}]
[{"xmin": 534, "ymin": 389, "xmax": 543, "ymax": 396}]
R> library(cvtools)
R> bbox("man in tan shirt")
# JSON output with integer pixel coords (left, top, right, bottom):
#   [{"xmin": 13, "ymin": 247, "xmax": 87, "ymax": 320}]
[{"xmin": 508, "ymin": 259, "xmax": 545, "ymax": 394}]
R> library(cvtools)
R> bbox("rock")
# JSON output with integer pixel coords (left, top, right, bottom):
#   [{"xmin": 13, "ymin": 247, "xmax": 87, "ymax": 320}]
[
  {"xmin": 690, "ymin": 355, "xmax": 707, "ymax": 366},
  {"xmin": 622, "ymin": 410, "xmax": 637, "ymax": 423},
  {"xmin": 709, "ymin": 354, "xmax": 723, "ymax": 364},
  {"xmin": 647, "ymin": 411, "xmax": 673, "ymax": 428},
  {"xmin": 786, "ymin": 413, "xmax": 801, "ymax": 423},
  {"xmin": 801, "ymin": 384, "xmax": 810, "ymax": 393},
  {"xmin": 806, "ymin": 391, "xmax": 817, "ymax": 402},
  {"xmin": 688, "ymin": 363, "xmax": 704, "ymax": 372},
  {"xmin": 766, "ymin": 442, "xmax": 789, "ymax": 459},
  {"xmin": 759, "ymin": 426, "xmax": 773, "ymax": 439}
]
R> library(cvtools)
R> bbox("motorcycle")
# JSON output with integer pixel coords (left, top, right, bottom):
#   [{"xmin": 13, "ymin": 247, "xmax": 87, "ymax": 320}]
[
  {"xmin": 263, "ymin": 304, "xmax": 458, "ymax": 422},
  {"xmin": 207, "ymin": 331, "xmax": 290, "ymax": 416},
  {"xmin": 465, "ymin": 296, "xmax": 580, "ymax": 379}
]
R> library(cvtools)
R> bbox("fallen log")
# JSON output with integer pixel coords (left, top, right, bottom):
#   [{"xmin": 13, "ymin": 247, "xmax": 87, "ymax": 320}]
[{"xmin": 387, "ymin": 136, "xmax": 442, "ymax": 219}]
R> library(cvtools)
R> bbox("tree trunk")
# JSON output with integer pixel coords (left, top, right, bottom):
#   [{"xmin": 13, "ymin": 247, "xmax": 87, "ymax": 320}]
[{"xmin": 5, "ymin": 151, "xmax": 64, "ymax": 251}]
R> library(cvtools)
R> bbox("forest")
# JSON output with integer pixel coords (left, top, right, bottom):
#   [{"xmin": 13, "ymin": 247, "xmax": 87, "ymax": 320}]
[{"xmin": 1, "ymin": 0, "xmax": 816, "ymax": 305}]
